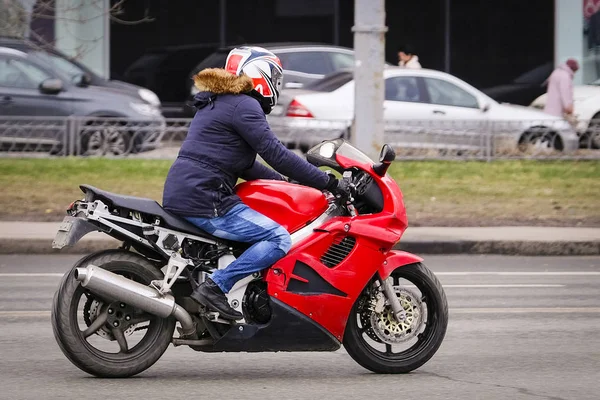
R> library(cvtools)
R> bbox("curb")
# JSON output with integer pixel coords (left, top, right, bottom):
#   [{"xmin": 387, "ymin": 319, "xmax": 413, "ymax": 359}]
[
  {"xmin": 1, "ymin": 238, "xmax": 599, "ymax": 256},
  {"xmin": 395, "ymin": 241, "xmax": 600, "ymax": 256},
  {"xmin": 0, "ymin": 239, "xmax": 118, "ymax": 255}
]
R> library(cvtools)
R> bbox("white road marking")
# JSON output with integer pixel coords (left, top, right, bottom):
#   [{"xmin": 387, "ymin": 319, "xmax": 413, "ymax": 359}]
[
  {"xmin": 1, "ymin": 271, "xmax": 598, "ymax": 278},
  {"xmin": 2, "ymin": 308, "xmax": 600, "ymax": 318},
  {"xmin": 0, "ymin": 311, "xmax": 51, "ymax": 317},
  {"xmin": 0, "ymin": 273, "xmax": 63, "ymax": 277},
  {"xmin": 436, "ymin": 272, "xmax": 600, "ymax": 276},
  {"xmin": 451, "ymin": 308, "xmax": 600, "ymax": 314},
  {"xmin": 444, "ymin": 284, "xmax": 564, "ymax": 288}
]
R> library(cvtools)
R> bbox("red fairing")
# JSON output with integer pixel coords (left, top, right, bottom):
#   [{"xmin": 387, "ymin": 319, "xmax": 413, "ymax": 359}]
[
  {"xmin": 378, "ymin": 251, "xmax": 424, "ymax": 280},
  {"xmin": 236, "ymin": 180, "xmax": 328, "ymax": 233}
]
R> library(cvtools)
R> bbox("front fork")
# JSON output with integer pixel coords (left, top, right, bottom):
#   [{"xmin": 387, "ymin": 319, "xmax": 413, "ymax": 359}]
[{"xmin": 379, "ymin": 277, "xmax": 407, "ymax": 322}]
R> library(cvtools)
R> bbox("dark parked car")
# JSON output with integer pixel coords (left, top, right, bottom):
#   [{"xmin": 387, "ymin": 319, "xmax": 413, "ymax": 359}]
[
  {"xmin": 0, "ymin": 46, "xmax": 165, "ymax": 155},
  {"xmin": 122, "ymin": 42, "xmax": 357, "ymax": 118},
  {"xmin": 0, "ymin": 37, "xmax": 163, "ymax": 110},
  {"xmin": 482, "ymin": 62, "xmax": 553, "ymax": 106},
  {"xmin": 173, "ymin": 42, "xmax": 357, "ymax": 118}
]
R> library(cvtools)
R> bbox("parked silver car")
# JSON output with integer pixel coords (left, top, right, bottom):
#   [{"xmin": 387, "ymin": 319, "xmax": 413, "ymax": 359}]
[{"xmin": 268, "ymin": 68, "xmax": 579, "ymax": 155}]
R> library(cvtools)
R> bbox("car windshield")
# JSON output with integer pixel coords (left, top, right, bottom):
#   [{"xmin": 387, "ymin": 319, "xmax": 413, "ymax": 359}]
[
  {"xmin": 513, "ymin": 62, "xmax": 553, "ymax": 84},
  {"xmin": 31, "ymin": 51, "xmax": 86, "ymax": 81}
]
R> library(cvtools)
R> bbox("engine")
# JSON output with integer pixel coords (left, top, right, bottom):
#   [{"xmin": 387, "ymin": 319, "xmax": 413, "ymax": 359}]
[{"xmin": 243, "ymin": 281, "xmax": 271, "ymax": 324}]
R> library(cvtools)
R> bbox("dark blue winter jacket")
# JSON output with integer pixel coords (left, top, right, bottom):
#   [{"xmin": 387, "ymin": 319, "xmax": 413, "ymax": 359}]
[{"xmin": 162, "ymin": 68, "xmax": 330, "ymax": 218}]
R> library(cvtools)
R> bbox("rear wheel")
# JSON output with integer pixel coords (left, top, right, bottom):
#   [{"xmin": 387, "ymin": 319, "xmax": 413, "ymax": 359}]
[
  {"xmin": 51, "ymin": 250, "xmax": 175, "ymax": 378},
  {"xmin": 343, "ymin": 263, "xmax": 448, "ymax": 373}
]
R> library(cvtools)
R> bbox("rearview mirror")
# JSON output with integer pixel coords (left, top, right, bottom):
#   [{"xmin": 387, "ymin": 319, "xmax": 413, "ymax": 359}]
[
  {"xmin": 373, "ymin": 144, "xmax": 396, "ymax": 176},
  {"xmin": 481, "ymin": 103, "xmax": 491, "ymax": 113},
  {"xmin": 379, "ymin": 144, "xmax": 396, "ymax": 162},
  {"xmin": 39, "ymin": 78, "xmax": 64, "ymax": 95}
]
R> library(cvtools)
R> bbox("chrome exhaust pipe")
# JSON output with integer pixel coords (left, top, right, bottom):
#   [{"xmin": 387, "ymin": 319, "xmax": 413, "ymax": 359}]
[{"xmin": 75, "ymin": 265, "xmax": 196, "ymax": 337}]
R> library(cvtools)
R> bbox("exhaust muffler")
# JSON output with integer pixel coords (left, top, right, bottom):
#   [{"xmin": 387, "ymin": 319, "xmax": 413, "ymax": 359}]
[{"xmin": 75, "ymin": 265, "xmax": 196, "ymax": 337}]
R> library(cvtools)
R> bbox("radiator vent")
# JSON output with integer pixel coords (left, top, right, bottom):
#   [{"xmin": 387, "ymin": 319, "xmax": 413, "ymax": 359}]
[{"xmin": 321, "ymin": 236, "xmax": 356, "ymax": 268}]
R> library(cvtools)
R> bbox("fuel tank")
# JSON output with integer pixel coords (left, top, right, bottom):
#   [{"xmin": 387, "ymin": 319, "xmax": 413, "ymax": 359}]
[{"xmin": 235, "ymin": 180, "xmax": 328, "ymax": 233}]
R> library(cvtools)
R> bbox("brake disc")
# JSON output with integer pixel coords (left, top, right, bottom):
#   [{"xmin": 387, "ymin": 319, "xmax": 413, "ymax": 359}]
[
  {"xmin": 84, "ymin": 296, "xmax": 142, "ymax": 340},
  {"xmin": 370, "ymin": 286, "xmax": 427, "ymax": 344}
]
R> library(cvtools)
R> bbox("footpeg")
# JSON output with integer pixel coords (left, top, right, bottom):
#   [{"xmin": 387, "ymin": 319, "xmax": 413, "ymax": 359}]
[{"xmin": 203, "ymin": 311, "xmax": 237, "ymax": 325}]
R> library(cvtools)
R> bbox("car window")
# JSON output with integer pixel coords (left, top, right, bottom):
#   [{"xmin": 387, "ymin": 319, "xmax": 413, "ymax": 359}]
[
  {"xmin": 31, "ymin": 51, "xmax": 85, "ymax": 81},
  {"xmin": 192, "ymin": 51, "xmax": 229, "ymax": 74},
  {"xmin": 305, "ymin": 71, "xmax": 353, "ymax": 92},
  {"xmin": 424, "ymin": 78, "xmax": 479, "ymax": 108},
  {"xmin": 0, "ymin": 56, "xmax": 51, "ymax": 89},
  {"xmin": 329, "ymin": 52, "xmax": 354, "ymax": 70},
  {"xmin": 385, "ymin": 76, "xmax": 423, "ymax": 102},
  {"xmin": 277, "ymin": 51, "xmax": 332, "ymax": 75}
]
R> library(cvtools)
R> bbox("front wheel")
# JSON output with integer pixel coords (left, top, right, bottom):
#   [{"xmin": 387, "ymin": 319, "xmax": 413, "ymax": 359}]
[
  {"xmin": 343, "ymin": 262, "xmax": 448, "ymax": 373},
  {"xmin": 51, "ymin": 250, "xmax": 176, "ymax": 378}
]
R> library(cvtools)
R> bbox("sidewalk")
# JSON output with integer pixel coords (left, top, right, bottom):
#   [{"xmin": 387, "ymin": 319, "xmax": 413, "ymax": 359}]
[{"xmin": 0, "ymin": 222, "xmax": 598, "ymax": 255}]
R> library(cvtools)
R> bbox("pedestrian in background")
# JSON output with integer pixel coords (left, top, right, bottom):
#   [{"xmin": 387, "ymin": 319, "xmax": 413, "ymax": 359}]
[
  {"xmin": 397, "ymin": 45, "xmax": 422, "ymax": 69},
  {"xmin": 544, "ymin": 58, "xmax": 579, "ymax": 118}
]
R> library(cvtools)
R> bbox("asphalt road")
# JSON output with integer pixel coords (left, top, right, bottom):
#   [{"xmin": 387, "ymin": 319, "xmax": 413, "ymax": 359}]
[{"xmin": 0, "ymin": 254, "xmax": 599, "ymax": 400}]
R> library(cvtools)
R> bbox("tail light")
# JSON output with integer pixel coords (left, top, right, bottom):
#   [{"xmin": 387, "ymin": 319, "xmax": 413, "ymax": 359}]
[{"xmin": 286, "ymin": 99, "xmax": 314, "ymax": 118}]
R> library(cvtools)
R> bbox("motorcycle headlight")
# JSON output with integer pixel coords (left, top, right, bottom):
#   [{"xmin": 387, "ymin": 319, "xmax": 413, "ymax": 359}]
[
  {"xmin": 129, "ymin": 102, "xmax": 162, "ymax": 117},
  {"xmin": 138, "ymin": 88, "xmax": 161, "ymax": 107}
]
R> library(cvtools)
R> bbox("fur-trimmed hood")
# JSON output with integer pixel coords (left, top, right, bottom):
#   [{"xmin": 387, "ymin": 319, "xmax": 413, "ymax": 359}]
[{"xmin": 193, "ymin": 68, "xmax": 253, "ymax": 94}]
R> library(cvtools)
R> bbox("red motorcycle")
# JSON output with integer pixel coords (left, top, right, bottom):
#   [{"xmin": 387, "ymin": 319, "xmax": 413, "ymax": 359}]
[{"xmin": 51, "ymin": 139, "xmax": 448, "ymax": 378}]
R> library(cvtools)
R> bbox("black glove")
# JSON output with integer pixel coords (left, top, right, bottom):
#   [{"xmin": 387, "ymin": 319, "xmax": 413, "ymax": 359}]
[{"xmin": 325, "ymin": 174, "xmax": 351, "ymax": 197}]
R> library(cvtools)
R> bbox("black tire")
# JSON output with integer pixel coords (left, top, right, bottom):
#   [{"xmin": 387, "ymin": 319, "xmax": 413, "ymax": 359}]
[
  {"xmin": 51, "ymin": 250, "xmax": 175, "ymax": 378},
  {"xmin": 343, "ymin": 262, "xmax": 448, "ymax": 374},
  {"xmin": 582, "ymin": 114, "xmax": 600, "ymax": 149},
  {"xmin": 518, "ymin": 128, "xmax": 564, "ymax": 152}
]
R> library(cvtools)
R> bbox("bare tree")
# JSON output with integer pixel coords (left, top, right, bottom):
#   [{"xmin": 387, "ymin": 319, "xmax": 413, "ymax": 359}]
[{"xmin": 0, "ymin": 0, "xmax": 153, "ymax": 57}]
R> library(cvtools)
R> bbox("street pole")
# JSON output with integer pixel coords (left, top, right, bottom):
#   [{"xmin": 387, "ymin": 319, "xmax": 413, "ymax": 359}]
[
  {"xmin": 219, "ymin": 0, "xmax": 226, "ymax": 48},
  {"xmin": 444, "ymin": 0, "xmax": 451, "ymax": 72},
  {"xmin": 352, "ymin": 0, "xmax": 387, "ymax": 160}
]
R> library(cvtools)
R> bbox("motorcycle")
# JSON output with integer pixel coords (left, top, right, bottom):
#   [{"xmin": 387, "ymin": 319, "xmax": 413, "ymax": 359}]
[{"xmin": 51, "ymin": 139, "xmax": 448, "ymax": 378}]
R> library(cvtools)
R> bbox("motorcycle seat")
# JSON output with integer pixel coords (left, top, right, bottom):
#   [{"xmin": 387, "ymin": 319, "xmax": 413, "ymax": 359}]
[{"xmin": 79, "ymin": 184, "xmax": 214, "ymax": 239}]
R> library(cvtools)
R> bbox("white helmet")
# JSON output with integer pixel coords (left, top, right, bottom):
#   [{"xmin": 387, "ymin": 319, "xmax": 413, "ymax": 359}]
[{"xmin": 225, "ymin": 46, "xmax": 283, "ymax": 113}]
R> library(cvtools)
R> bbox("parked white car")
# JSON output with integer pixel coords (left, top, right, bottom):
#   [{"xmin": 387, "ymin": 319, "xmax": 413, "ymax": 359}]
[
  {"xmin": 530, "ymin": 84, "xmax": 600, "ymax": 148},
  {"xmin": 268, "ymin": 68, "xmax": 579, "ymax": 154}
]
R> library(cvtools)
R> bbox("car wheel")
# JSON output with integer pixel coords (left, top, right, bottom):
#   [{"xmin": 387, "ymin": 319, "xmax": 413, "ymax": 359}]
[
  {"xmin": 80, "ymin": 121, "xmax": 132, "ymax": 156},
  {"xmin": 518, "ymin": 128, "xmax": 564, "ymax": 152},
  {"xmin": 581, "ymin": 114, "xmax": 600, "ymax": 149}
]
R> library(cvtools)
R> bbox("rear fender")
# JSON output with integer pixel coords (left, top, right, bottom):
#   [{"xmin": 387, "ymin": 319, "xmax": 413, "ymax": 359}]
[
  {"xmin": 52, "ymin": 216, "xmax": 100, "ymax": 249},
  {"xmin": 378, "ymin": 250, "xmax": 424, "ymax": 280}
]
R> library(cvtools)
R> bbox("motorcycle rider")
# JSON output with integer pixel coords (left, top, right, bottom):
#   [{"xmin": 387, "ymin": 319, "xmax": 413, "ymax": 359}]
[{"xmin": 162, "ymin": 46, "xmax": 346, "ymax": 320}]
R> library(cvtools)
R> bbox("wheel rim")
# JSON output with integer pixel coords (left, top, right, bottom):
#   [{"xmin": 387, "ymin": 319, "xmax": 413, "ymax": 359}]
[
  {"xmin": 104, "ymin": 127, "xmax": 127, "ymax": 155},
  {"xmin": 519, "ymin": 131, "xmax": 562, "ymax": 152},
  {"xmin": 83, "ymin": 126, "xmax": 127, "ymax": 156},
  {"xmin": 354, "ymin": 273, "xmax": 441, "ymax": 361},
  {"xmin": 70, "ymin": 269, "xmax": 166, "ymax": 360},
  {"xmin": 84, "ymin": 130, "xmax": 105, "ymax": 156}
]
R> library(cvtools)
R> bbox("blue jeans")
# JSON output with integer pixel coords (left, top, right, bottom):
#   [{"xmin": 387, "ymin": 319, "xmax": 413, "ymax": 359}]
[{"xmin": 186, "ymin": 204, "xmax": 292, "ymax": 293}]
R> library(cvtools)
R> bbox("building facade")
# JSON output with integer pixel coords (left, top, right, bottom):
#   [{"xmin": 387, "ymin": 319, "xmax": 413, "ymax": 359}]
[{"xmin": 19, "ymin": 1, "xmax": 591, "ymax": 90}]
